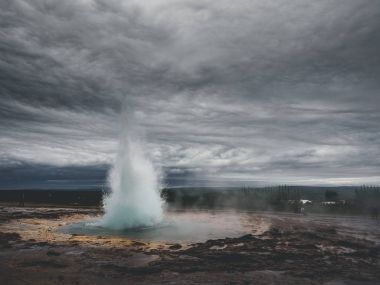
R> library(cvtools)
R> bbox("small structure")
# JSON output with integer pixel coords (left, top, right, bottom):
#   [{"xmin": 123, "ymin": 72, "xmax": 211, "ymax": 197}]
[
  {"xmin": 288, "ymin": 199, "xmax": 312, "ymax": 214},
  {"xmin": 321, "ymin": 201, "xmax": 336, "ymax": 206},
  {"xmin": 288, "ymin": 199, "xmax": 312, "ymax": 205}
]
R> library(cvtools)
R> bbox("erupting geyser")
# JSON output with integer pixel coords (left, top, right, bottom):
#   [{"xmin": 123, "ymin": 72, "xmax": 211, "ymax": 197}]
[{"xmin": 99, "ymin": 117, "xmax": 163, "ymax": 229}]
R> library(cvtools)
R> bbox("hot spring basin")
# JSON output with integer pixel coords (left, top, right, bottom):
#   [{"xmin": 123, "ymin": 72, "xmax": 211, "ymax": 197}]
[{"xmin": 61, "ymin": 210, "xmax": 250, "ymax": 243}]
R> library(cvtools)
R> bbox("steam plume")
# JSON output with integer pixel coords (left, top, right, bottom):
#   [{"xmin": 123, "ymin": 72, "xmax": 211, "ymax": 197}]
[{"xmin": 99, "ymin": 113, "xmax": 163, "ymax": 229}]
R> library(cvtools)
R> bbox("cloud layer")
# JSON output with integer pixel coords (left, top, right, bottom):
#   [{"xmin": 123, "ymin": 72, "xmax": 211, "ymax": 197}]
[{"xmin": 1, "ymin": 0, "xmax": 380, "ymax": 187}]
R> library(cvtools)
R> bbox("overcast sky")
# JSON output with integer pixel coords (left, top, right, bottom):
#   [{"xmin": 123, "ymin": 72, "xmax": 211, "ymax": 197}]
[{"xmin": 1, "ymin": 0, "xmax": 380, "ymax": 188}]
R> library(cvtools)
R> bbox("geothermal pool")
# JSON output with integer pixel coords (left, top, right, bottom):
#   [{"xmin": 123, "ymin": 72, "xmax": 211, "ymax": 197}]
[
  {"xmin": 61, "ymin": 210, "xmax": 271, "ymax": 242},
  {"xmin": 60, "ymin": 209, "xmax": 380, "ymax": 244}
]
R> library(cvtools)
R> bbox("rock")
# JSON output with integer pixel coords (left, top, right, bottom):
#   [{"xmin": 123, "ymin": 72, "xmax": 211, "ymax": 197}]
[
  {"xmin": 178, "ymin": 255, "xmax": 200, "ymax": 261},
  {"xmin": 268, "ymin": 227, "xmax": 282, "ymax": 237},
  {"xmin": 132, "ymin": 241, "xmax": 146, "ymax": 246},
  {"xmin": 169, "ymin": 244, "xmax": 182, "ymax": 250},
  {"xmin": 237, "ymin": 234, "xmax": 255, "ymax": 242},
  {"xmin": 0, "ymin": 232, "xmax": 21, "ymax": 241},
  {"xmin": 0, "ymin": 232, "xmax": 21, "ymax": 248},
  {"xmin": 47, "ymin": 250, "xmax": 61, "ymax": 256}
]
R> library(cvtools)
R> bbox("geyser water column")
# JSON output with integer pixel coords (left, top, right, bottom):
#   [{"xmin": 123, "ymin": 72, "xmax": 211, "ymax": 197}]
[{"xmin": 100, "ymin": 115, "xmax": 163, "ymax": 230}]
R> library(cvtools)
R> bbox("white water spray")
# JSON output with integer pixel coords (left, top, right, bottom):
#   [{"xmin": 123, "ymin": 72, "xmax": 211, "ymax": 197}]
[{"xmin": 99, "ymin": 115, "xmax": 163, "ymax": 230}]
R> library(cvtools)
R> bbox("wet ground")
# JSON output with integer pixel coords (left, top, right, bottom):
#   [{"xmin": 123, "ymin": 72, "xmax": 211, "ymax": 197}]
[{"xmin": 0, "ymin": 206, "xmax": 379, "ymax": 285}]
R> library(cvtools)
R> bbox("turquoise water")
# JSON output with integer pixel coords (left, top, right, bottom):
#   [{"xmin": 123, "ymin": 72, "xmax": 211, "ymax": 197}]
[{"xmin": 61, "ymin": 210, "xmax": 248, "ymax": 242}]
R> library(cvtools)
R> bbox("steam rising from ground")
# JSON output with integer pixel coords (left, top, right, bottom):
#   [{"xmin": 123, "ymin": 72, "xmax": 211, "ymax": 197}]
[{"xmin": 99, "ymin": 116, "xmax": 163, "ymax": 229}]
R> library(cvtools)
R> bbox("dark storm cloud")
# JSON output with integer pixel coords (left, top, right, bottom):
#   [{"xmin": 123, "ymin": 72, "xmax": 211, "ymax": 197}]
[{"xmin": 1, "ymin": 0, "xmax": 380, "ymax": 187}]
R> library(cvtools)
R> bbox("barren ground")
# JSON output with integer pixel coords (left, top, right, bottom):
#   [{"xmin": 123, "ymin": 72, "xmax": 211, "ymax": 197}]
[{"xmin": 0, "ymin": 206, "xmax": 379, "ymax": 285}]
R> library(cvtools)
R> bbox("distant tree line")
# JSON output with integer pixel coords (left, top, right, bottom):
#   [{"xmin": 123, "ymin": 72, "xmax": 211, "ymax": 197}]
[
  {"xmin": 1, "ymin": 185, "xmax": 379, "ymax": 217},
  {"xmin": 161, "ymin": 185, "xmax": 380, "ymax": 216},
  {"xmin": 0, "ymin": 189, "xmax": 103, "ymax": 207}
]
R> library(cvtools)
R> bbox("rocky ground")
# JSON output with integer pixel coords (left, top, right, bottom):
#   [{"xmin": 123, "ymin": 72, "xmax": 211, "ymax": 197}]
[{"xmin": 0, "ymin": 206, "xmax": 379, "ymax": 285}]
